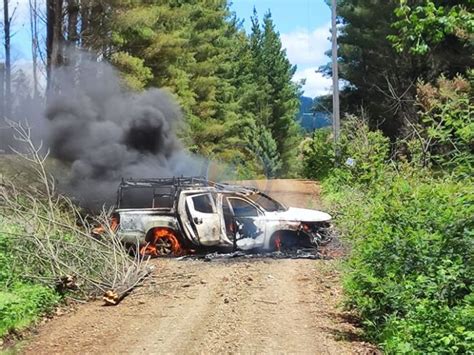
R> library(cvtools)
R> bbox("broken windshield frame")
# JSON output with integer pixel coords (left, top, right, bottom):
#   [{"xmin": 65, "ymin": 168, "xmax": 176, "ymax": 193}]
[{"xmin": 246, "ymin": 192, "xmax": 287, "ymax": 212}]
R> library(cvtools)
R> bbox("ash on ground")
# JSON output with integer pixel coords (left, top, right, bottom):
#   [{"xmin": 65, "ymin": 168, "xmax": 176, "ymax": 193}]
[
  {"xmin": 180, "ymin": 248, "xmax": 323, "ymax": 262},
  {"xmin": 178, "ymin": 235, "xmax": 345, "ymax": 262}
]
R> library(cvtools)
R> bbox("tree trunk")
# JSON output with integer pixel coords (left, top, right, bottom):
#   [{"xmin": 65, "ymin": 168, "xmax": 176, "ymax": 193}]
[
  {"xmin": 29, "ymin": 0, "xmax": 39, "ymax": 99},
  {"xmin": 46, "ymin": 0, "xmax": 64, "ymax": 91},
  {"xmin": 79, "ymin": 0, "xmax": 90, "ymax": 49},
  {"xmin": 46, "ymin": 0, "xmax": 54, "ymax": 90},
  {"xmin": 67, "ymin": 0, "xmax": 79, "ymax": 44},
  {"xmin": 0, "ymin": 63, "xmax": 4, "ymax": 120},
  {"xmin": 3, "ymin": 0, "xmax": 11, "ymax": 119}
]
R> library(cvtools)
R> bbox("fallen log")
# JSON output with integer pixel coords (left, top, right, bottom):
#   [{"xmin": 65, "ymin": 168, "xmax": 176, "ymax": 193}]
[{"xmin": 102, "ymin": 266, "xmax": 153, "ymax": 306}]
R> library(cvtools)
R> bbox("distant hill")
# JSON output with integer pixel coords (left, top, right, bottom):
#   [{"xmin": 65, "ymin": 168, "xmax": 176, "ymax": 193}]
[
  {"xmin": 298, "ymin": 96, "xmax": 314, "ymax": 117},
  {"xmin": 297, "ymin": 96, "xmax": 331, "ymax": 132}
]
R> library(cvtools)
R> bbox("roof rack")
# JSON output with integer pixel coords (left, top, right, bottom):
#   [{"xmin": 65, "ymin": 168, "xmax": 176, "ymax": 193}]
[
  {"xmin": 118, "ymin": 176, "xmax": 259, "ymax": 194},
  {"xmin": 212, "ymin": 181, "xmax": 258, "ymax": 194},
  {"xmin": 119, "ymin": 176, "xmax": 211, "ymax": 188}
]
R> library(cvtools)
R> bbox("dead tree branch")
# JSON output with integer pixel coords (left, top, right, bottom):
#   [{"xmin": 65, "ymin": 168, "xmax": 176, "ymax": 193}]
[{"xmin": 0, "ymin": 121, "xmax": 152, "ymax": 304}]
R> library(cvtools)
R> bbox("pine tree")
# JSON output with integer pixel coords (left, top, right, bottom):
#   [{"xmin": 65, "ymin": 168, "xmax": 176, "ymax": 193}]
[
  {"xmin": 244, "ymin": 123, "xmax": 282, "ymax": 178},
  {"xmin": 110, "ymin": 0, "xmax": 254, "ymax": 168},
  {"xmin": 324, "ymin": 0, "xmax": 472, "ymax": 139},
  {"xmin": 242, "ymin": 10, "xmax": 301, "ymax": 176}
]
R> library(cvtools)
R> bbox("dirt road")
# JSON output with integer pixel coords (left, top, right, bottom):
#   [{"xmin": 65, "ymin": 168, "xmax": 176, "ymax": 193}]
[{"xmin": 22, "ymin": 180, "xmax": 374, "ymax": 354}]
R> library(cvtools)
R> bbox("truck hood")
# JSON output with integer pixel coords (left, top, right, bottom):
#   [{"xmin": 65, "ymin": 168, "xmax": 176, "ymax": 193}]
[{"xmin": 264, "ymin": 207, "xmax": 331, "ymax": 222}]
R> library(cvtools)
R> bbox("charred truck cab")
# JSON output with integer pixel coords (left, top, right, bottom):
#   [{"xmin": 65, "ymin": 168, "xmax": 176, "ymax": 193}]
[{"xmin": 114, "ymin": 177, "xmax": 332, "ymax": 257}]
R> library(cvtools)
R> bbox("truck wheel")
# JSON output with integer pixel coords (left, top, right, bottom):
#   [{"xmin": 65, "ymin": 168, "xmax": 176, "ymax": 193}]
[
  {"xmin": 270, "ymin": 232, "xmax": 282, "ymax": 251},
  {"xmin": 140, "ymin": 228, "xmax": 182, "ymax": 257},
  {"xmin": 270, "ymin": 231, "xmax": 307, "ymax": 251}
]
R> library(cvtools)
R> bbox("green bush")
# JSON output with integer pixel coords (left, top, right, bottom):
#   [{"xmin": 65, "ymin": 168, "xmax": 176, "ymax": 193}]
[
  {"xmin": 301, "ymin": 117, "xmax": 390, "ymax": 185},
  {"xmin": 313, "ymin": 106, "xmax": 473, "ymax": 353},
  {"xmin": 0, "ymin": 221, "xmax": 61, "ymax": 338},
  {"xmin": 300, "ymin": 128, "xmax": 334, "ymax": 180},
  {"xmin": 0, "ymin": 234, "xmax": 14, "ymax": 285},
  {"xmin": 324, "ymin": 167, "xmax": 473, "ymax": 353},
  {"xmin": 337, "ymin": 117, "xmax": 390, "ymax": 185},
  {"xmin": 0, "ymin": 283, "xmax": 60, "ymax": 337}
]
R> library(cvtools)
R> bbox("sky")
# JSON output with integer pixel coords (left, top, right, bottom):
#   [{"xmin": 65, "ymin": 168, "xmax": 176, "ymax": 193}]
[
  {"xmin": 231, "ymin": 1, "xmax": 333, "ymax": 97},
  {"xmin": 7, "ymin": 0, "xmax": 333, "ymax": 98}
]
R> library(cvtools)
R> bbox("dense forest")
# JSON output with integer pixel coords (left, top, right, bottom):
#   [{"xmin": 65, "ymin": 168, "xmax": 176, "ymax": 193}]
[
  {"xmin": 0, "ymin": 0, "xmax": 301, "ymax": 179},
  {"xmin": 0, "ymin": 0, "xmax": 472, "ymax": 353}
]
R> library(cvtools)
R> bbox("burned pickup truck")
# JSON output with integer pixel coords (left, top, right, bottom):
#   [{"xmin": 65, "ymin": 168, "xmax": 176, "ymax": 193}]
[{"xmin": 111, "ymin": 177, "xmax": 332, "ymax": 256}]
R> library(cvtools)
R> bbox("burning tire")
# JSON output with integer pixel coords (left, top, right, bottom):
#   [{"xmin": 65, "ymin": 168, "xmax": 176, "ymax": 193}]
[
  {"xmin": 270, "ymin": 231, "xmax": 314, "ymax": 251},
  {"xmin": 271, "ymin": 232, "xmax": 282, "ymax": 251},
  {"xmin": 139, "ymin": 228, "xmax": 183, "ymax": 257},
  {"xmin": 270, "ymin": 231, "xmax": 298, "ymax": 251}
]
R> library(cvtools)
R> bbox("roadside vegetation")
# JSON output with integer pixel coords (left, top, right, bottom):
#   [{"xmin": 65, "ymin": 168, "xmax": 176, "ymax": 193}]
[
  {"xmin": 0, "ymin": 124, "xmax": 150, "ymax": 338},
  {"xmin": 0, "ymin": 219, "xmax": 60, "ymax": 338},
  {"xmin": 301, "ymin": 73, "xmax": 473, "ymax": 353},
  {"xmin": 300, "ymin": 2, "xmax": 472, "ymax": 352}
]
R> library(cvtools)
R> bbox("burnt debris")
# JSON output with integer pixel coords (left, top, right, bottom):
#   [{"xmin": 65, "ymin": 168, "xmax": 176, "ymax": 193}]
[{"xmin": 179, "ymin": 248, "xmax": 325, "ymax": 262}]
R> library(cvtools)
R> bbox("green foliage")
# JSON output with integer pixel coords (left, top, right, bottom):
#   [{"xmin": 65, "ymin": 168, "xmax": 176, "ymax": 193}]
[
  {"xmin": 337, "ymin": 118, "xmax": 391, "ymax": 185},
  {"xmin": 0, "ymin": 228, "xmax": 15, "ymax": 286},
  {"xmin": 301, "ymin": 117, "xmax": 390, "ymax": 184},
  {"xmin": 300, "ymin": 128, "xmax": 334, "ymax": 180},
  {"xmin": 333, "ymin": 173, "xmax": 474, "ymax": 353},
  {"xmin": 0, "ymin": 284, "xmax": 60, "ymax": 337},
  {"xmin": 244, "ymin": 123, "xmax": 282, "ymax": 178},
  {"xmin": 0, "ymin": 222, "xmax": 61, "ymax": 338},
  {"xmin": 416, "ymin": 73, "xmax": 474, "ymax": 175},
  {"xmin": 110, "ymin": 52, "xmax": 153, "ymax": 90},
  {"xmin": 244, "ymin": 10, "xmax": 302, "ymax": 175},
  {"xmin": 389, "ymin": 0, "xmax": 474, "ymax": 55},
  {"xmin": 305, "ymin": 87, "xmax": 473, "ymax": 352}
]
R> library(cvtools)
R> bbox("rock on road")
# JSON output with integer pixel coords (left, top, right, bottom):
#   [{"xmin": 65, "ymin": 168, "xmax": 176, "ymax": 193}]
[{"xmin": 22, "ymin": 180, "xmax": 375, "ymax": 354}]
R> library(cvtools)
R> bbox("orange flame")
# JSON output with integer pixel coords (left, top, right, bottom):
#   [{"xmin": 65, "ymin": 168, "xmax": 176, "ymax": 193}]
[
  {"xmin": 139, "ymin": 228, "xmax": 183, "ymax": 257},
  {"xmin": 274, "ymin": 233, "xmax": 282, "ymax": 251},
  {"xmin": 110, "ymin": 215, "xmax": 119, "ymax": 231},
  {"xmin": 92, "ymin": 215, "xmax": 119, "ymax": 235}
]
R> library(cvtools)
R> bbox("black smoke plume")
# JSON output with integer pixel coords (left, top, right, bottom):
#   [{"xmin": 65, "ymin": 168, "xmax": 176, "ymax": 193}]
[{"xmin": 45, "ymin": 58, "xmax": 206, "ymax": 209}]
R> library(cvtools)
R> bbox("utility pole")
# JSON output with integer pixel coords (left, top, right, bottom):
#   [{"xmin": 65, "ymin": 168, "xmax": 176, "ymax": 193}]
[{"xmin": 331, "ymin": 0, "xmax": 340, "ymax": 145}]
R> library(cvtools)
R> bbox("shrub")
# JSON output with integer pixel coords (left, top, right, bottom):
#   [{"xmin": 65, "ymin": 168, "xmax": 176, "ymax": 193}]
[
  {"xmin": 0, "ymin": 284, "xmax": 60, "ymax": 337},
  {"xmin": 300, "ymin": 128, "xmax": 334, "ymax": 180},
  {"xmin": 0, "ymin": 229, "xmax": 14, "ymax": 285},
  {"xmin": 301, "ymin": 117, "xmax": 390, "ymax": 185},
  {"xmin": 325, "ymin": 168, "xmax": 473, "ymax": 353},
  {"xmin": 337, "ymin": 117, "xmax": 391, "ymax": 185},
  {"xmin": 316, "ymin": 99, "xmax": 473, "ymax": 352},
  {"xmin": 416, "ymin": 73, "xmax": 473, "ymax": 176}
]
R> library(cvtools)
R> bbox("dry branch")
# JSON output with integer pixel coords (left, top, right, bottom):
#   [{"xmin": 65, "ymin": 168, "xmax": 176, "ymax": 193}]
[{"xmin": 0, "ymin": 120, "xmax": 151, "ymax": 304}]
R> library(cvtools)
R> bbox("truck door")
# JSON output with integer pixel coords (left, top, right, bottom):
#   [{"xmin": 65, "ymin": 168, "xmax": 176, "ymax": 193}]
[
  {"xmin": 185, "ymin": 193, "xmax": 221, "ymax": 246},
  {"xmin": 226, "ymin": 196, "xmax": 266, "ymax": 250}
]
